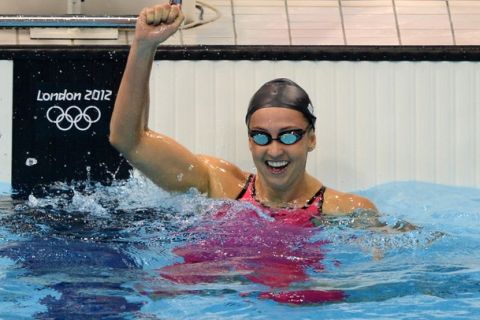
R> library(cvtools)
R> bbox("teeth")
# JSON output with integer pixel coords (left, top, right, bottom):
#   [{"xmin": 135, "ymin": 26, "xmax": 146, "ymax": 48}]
[{"xmin": 267, "ymin": 161, "xmax": 288, "ymax": 168}]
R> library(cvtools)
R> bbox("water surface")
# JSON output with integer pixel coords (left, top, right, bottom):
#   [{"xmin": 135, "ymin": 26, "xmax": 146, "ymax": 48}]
[{"xmin": 0, "ymin": 177, "xmax": 479, "ymax": 319}]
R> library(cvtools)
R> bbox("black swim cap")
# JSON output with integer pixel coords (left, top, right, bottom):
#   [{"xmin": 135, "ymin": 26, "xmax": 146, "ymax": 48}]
[{"xmin": 245, "ymin": 78, "xmax": 316, "ymax": 129}]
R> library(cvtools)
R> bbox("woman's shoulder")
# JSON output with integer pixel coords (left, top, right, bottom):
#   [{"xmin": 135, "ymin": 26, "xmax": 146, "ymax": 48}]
[
  {"xmin": 322, "ymin": 187, "xmax": 377, "ymax": 216},
  {"xmin": 197, "ymin": 154, "xmax": 251, "ymax": 199}
]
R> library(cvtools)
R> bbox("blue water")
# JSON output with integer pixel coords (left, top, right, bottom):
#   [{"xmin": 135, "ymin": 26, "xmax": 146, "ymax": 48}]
[{"xmin": 0, "ymin": 177, "xmax": 479, "ymax": 319}]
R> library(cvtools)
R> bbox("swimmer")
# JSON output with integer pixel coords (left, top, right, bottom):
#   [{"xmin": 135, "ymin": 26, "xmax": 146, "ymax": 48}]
[{"xmin": 110, "ymin": 3, "xmax": 378, "ymax": 221}]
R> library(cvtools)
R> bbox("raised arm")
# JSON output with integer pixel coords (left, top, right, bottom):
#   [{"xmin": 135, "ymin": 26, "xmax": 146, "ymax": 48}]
[
  {"xmin": 110, "ymin": 4, "xmax": 246, "ymax": 196},
  {"xmin": 110, "ymin": 6, "xmax": 173, "ymax": 152}
]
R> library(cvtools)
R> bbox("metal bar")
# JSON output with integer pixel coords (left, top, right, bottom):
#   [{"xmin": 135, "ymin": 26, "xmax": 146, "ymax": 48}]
[{"xmin": 0, "ymin": 16, "xmax": 137, "ymax": 28}]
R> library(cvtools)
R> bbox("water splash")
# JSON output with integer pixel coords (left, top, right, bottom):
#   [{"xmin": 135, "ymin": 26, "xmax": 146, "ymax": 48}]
[
  {"xmin": 2, "ymin": 173, "xmax": 220, "ymax": 246},
  {"xmin": 1, "ymin": 178, "xmax": 452, "ymax": 308},
  {"xmin": 313, "ymin": 209, "xmax": 446, "ymax": 252},
  {"xmin": 25, "ymin": 158, "xmax": 38, "ymax": 166}
]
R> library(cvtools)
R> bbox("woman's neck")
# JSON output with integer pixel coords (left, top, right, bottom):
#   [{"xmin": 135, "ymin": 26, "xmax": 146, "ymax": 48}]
[{"xmin": 254, "ymin": 174, "xmax": 321, "ymax": 208}]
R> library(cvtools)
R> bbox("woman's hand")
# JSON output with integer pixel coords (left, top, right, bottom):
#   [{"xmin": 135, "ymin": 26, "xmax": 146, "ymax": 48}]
[{"xmin": 135, "ymin": 4, "xmax": 184, "ymax": 45}]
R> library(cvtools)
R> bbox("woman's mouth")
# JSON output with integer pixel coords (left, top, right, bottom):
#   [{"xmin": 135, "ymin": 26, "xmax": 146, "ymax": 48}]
[{"xmin": 265, "ymin": 160, "xmax": 289, "ymax": 174}]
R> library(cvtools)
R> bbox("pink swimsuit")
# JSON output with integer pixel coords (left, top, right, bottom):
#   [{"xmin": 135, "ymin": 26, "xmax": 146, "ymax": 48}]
[
  {"xmin": 149, "ymin": 175, "xmax": 346, "ymax": 306},
  {"xmin": 236, "ymin": 175, "xmax": 326, "ymax": 227}
]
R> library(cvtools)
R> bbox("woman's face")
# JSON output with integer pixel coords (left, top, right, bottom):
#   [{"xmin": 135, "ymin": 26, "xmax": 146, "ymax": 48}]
[{"xmin": 248, "ymin": 107, "xmax": 316, "ymax": 192}]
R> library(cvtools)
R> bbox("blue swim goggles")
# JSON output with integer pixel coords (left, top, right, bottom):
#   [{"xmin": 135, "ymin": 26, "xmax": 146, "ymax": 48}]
[{"xmin": 248, "ymin": 127, "xmax": 309, "ymax": 146}]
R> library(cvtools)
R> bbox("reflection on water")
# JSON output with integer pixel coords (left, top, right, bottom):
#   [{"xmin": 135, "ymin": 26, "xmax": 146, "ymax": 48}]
[{"xmin": 0, "ymin": 177, "xmax": 479, "ymax": 319}]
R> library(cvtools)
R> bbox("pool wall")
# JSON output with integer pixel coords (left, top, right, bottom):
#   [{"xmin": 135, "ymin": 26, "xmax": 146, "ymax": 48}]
[
  {"xmin": 0, "ymin": 60, "xmax": 12, "ymax": 194},
  {"xmin": 0, "ymin": 46, "xmax": 479, "ymax": 194},
  {"xmin": 148, "ymin": 59, "xmax": 480, "ymax": 191}
]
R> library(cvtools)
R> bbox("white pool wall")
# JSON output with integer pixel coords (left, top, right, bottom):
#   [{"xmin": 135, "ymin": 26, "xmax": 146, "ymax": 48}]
[
  {"xmin": 148, "ymin": 60, "xmax": 480, "ymax": 191},
  {"xmin": 1, "ymin": 59, "xmax": 479, "ymax": 192},
  {"xmin": 0, "ymin": 61, "xmax": 12, "ymax": 194}
]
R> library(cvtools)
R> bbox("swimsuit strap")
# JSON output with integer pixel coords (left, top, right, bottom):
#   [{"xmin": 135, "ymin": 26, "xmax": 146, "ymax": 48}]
[
  {"xmin": 306, "ymin": 185, "xmax": 326, "ymax": 214},
  {"xmin": 237, "ymin": 174, "xmax": 326, "ymax": 214},
  {"xmin": 236, "ymin": 174, "xmax": 255, "ymax": 200}
]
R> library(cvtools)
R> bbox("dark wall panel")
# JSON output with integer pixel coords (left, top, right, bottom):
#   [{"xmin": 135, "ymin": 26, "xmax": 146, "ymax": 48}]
[{"xmin": 11, "ymin": 49, "xmax": 131, "ymax": 196}]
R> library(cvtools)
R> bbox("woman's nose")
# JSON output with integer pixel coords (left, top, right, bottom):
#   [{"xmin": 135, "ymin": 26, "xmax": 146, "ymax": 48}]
[{"xmin": 266, "ymin": 140, "xmax": 284, "ymax": 157}]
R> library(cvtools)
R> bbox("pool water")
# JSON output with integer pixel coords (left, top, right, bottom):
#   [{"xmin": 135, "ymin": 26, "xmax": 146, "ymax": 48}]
[{"xmin": 0, "ymin": 176, "xmax": 479, "ymax": 319}]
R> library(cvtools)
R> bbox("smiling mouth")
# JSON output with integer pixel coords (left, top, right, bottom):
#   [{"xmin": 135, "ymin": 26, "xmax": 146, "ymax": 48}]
[{"xmin": 265, "ymin": 160, "xmax": 289, "ymax": 173}]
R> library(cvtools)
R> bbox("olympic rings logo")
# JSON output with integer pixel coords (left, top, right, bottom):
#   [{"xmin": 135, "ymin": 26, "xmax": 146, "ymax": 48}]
[{"xmin": 46, "ymin": 105, "xmax": 101, "ymax": 131}]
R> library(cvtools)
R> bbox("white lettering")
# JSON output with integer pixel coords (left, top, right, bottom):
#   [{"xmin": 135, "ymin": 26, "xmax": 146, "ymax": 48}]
[
  {"xmin": 36, "ymin": 89, "xmax": 82, "ymax": 102},
  {"xmin": 84, "ymin": 89, "xmax": 112, "ymax": 101}
]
